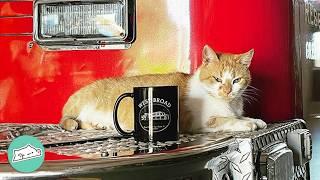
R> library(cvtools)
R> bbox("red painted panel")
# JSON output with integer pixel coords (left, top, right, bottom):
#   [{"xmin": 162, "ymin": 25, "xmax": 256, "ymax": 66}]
[
  {"xmin": 0, "ymin": 36, "xmax": 125, "ymax": 124},
  {"xmin": 0, "ymin": 1, "xmax": 33, "ymax": 17},
  {"xmin": 0, "ymin": 17, "xmax": 32, "ymax": 34},
  {"xmin": 190, "ymin": 0, "xmax": 294, "ymax": 122}
]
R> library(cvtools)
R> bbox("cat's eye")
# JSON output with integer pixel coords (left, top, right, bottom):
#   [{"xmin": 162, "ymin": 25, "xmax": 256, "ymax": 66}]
[
  {"xmin": 233, "ymin": 78, "xmax": 242, "ymax": 84},
  {"xmin": 213, "ymin": 76, "xmax": 222, "ymax": 82}
]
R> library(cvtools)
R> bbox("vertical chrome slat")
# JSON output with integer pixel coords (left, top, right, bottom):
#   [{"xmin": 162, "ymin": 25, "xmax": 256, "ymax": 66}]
[{"xmin": 148, "ymin": 87, "xmax": 153, "ymax": 142}]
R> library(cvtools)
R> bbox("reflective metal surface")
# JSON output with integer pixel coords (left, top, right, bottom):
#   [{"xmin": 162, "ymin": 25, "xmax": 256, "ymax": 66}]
[
  {"xmin": 0, "ymin": 127, "xmax": 231, "ymax": 179},
  {"xmin": 0, "ymin": 120, "xmax": 310, "ymax": 180}
]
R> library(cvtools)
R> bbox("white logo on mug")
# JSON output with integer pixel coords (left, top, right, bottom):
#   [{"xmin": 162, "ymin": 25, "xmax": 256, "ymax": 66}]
[{"xmin": 138, "ymin": 102, "xmax": 171, "ymax": 132}]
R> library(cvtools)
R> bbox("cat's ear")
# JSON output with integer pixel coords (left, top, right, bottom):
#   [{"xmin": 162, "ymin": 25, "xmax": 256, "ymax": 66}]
[
  {"xmin": 238, "ymin": 49, "xmax": 254, "ymax": 67},
  {"xmin": 202, "ymin": 45, "xmax": 219, "ymax": 65}
]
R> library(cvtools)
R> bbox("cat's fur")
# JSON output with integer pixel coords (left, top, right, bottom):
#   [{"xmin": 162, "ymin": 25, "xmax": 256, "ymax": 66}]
[{"xmin": 60, "ymin": 45, "xmax": 267, "ymax": 133}]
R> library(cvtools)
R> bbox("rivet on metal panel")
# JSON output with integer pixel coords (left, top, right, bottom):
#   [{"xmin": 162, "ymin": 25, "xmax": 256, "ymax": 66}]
[{"xmin": 28, "ymin": 41, "xmax": 34, "ymax": 49}]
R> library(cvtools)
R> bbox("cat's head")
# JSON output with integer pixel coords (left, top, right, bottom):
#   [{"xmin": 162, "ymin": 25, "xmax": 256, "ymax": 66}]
[{"xmin": 198, "ymin": 45, "xmax": 254, "ymax": 101}]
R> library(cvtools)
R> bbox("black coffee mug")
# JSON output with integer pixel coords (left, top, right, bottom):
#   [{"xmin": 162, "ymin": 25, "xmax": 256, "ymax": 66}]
[{"xmin": 113, "ymin": 86, "xmax": 179, "ymax": 142}]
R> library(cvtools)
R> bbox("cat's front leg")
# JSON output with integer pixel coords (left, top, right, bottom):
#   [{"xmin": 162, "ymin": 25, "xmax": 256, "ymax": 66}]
[
  {"xmin": 202, "ymin": 117, "xmax": 258, "ymax": 132},
  {"xmin": 241, "ymin": 117, "xmax": 267, "ymax": 129}
]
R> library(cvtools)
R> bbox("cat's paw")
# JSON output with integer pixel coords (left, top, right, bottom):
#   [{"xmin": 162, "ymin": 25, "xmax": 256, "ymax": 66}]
[
  {"xmin": 204, "ymin": 120, "xmax": 258, "ymax": 132},
  {"xmin": 235, "ymin": 121, "xmax": 258, "ymax": 132},
  {"xmin": 202, "ymin": 117, "xmax": 258, "ymax": 132},
  {"xmin": 91, "ymin": 121, "xmax": 115, "ymax": 130},
  {"xmin": 60, "ymin": 118, "xmax": 79, "ymax": 131},
  {"xmin": 92, "ymin": 122, "xmax": 107, "ymax": 130},
  {"xmin": 79, "ymin": 121, "xmax": 95, "ymax": 130},
  {"xmin": 243, "ymin": 117, "xmax": 267, "ymax": 129},
  {"xmin": 254, "ymin": 119, "xmax": 267, "ymax": 129}
]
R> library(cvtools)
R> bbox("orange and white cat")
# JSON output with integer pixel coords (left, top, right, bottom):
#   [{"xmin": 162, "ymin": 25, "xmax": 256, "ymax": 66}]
[{"xmin": 60, "ymin": 45, "xmax": 267, "ymax": 133}]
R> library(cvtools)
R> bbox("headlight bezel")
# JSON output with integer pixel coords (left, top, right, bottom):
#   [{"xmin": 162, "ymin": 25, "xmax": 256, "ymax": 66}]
[{"xmin": 33, "ymin": 0, "xmax": 136, "ymax": 49}]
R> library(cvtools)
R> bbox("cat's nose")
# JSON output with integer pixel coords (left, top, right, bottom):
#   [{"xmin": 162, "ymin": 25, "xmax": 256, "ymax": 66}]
[
  {"xmin": 221, "ymin": 85, "xmax": 232, "ymax": 95},
  {"xmin": 223, "ymin": 88, "xmax": 231, "ymax": 95}
]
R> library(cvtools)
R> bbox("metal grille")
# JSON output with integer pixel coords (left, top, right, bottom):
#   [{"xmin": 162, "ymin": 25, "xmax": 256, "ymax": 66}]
[
  {"xmin": 235, "ymin": 120, "xmax": 304, "ymax": 151},
  {"xmin": 238, "ymin": 120, "xmax": 308, "ymax": 180},
  {"xmin": 294, "ymin": 165, "xmax": 307, "ymax": 180}
]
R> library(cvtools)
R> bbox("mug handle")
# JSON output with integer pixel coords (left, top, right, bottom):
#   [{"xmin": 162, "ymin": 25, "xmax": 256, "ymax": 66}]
[{"xmin": 113, "ymin": 93, "xmax": 134, "ymax": 136}]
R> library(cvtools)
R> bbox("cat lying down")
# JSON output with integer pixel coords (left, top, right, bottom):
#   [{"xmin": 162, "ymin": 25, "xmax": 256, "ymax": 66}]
[{"xmin": 60, "ymin": 45, "xmax": 267, "ymax": 133}]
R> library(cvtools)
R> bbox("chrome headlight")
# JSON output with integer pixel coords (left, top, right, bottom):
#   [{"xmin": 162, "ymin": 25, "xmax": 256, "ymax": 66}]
[{"xmin": 33, "ymin": 0, "xmax": 136, "ymax": 49}]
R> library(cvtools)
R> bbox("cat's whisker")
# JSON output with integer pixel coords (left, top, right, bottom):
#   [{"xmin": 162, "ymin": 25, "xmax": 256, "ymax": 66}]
[
  {"xmin": 235, "ymin": 91, "xmax": 257, "ymax": 105},
  {"xmin": 242, "ymin": 92, "xmax": 258, "ymax": 99},
  {"xmin": 242, "ymin": 88, "xmax": 260, "ymax": 97},
  {"xmin": 244, "ymin": 88, "xmax": 258, "ymax": 92},
  {"xmin": 244, "ymin": 97, "xmax": 258, "ymax": 104},
  {"xmin": 241, "ymin": 94, "xmax": 258, "ymax": 103},
  {"xmin": 247, "ymin": 85, "xmax": 261, "ymax": 91},
  {"xmin": 243, "ymin": 89, "xmax": 258, "ymax": 94},
  {"xmin": 243, "ymin": 91, "xmax": 260, "ymax": 97},
  {"xmin": 242, "ymin": 96, "xmax": 253, "ymax": 105},
  {"xmin": 242, "ymin": 94, "xmax": 255, "ymax": 99},
  {"xmin": 239, "ymin": 90, "xmax": 257, "ymax": 98},
  {"xmin": 243, "ymin": 98, "xmax": 254, "ymax": 105}
]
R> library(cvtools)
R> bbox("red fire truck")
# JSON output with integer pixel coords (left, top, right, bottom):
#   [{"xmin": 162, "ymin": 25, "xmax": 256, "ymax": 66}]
[{"xmin": 0, "ymin": 0, "xmax": 315, "ymax": 179}]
